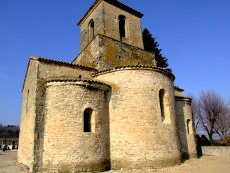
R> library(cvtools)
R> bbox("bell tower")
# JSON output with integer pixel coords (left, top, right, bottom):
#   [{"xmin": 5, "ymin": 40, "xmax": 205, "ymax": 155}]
[
  {"xmin": 73, "ymin": 0, "xmax": 156, "ymax": 70},
  {"xmin": 78, "ymin": 0, "xmax": 144, "ymax": 51}
]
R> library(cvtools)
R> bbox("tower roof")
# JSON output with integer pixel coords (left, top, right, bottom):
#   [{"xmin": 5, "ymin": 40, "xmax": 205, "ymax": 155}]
[{"xmin": 78, "ymin": 0, "xmax": 143, "ymax": 26}]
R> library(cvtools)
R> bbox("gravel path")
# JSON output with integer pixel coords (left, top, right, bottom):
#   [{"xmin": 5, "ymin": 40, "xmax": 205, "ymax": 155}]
[{"xmin": 0, "ymin": 151, "xmax": 229, "ymax": 173}]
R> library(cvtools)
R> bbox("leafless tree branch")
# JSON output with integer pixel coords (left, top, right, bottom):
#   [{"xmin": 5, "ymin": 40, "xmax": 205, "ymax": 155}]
[{"xmin": 191, "ymin": 91, "xmax": 230, "ymax": 145}]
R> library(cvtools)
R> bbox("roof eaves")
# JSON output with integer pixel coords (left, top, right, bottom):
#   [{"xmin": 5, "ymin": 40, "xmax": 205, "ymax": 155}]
[
  {"xmin": 36, "ymin": 57, "xmax": 97, "ymax": 71},
  {"xmin": 174, "ymin": 86, "xmax": 184, "ymax": 92},
  {"xmin": 175, "ymin": 96, "xmax": 192, "ymax": 102},
  {"xmin": 92, "ymin": 65, "xmax": 175, "ymax": 81},
  {"xmin": 46, "ymin": 79, "xmax": 111, "ymax": 88}
]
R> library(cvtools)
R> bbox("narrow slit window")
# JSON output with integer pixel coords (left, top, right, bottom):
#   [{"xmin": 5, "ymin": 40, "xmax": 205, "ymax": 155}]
[
  {"xmin": 26, "ymin": 90, "xmax": 29, "ymax": 113},
  {"xmin": 159, "ymin": 89, "xmax": 165, "ymax": 122},
  {"xmin": 118, "ymin": 15, "xmax": 126, "ymax": 38},
  {"xmin": 187, "ymin": 119, "xmax": 191, "ymax": 134},
  {"xmin": 88, "ymin": 20, "xmax": 94, "ymax": 42}
]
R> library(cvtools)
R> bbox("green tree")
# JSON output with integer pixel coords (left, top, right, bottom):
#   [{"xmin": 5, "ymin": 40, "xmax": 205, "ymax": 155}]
[{"xmin": 142, "ymin": 28, "xmax": 169, "ymax": 68}]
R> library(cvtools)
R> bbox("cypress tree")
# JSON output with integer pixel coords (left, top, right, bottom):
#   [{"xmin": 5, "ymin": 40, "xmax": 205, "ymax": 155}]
[{"xmin": 142, "ymin": 28, "xmax": 169, "ymax": 68}]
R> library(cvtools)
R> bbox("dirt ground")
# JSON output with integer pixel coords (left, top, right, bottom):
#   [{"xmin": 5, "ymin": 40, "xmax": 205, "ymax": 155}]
[
  {"xmin": 0, "ymin": 151, "xmax": 229, "ymax": 173},
  {"xmin": 0, "ymin": 150, "xmax": 29, "ymax": 173}
]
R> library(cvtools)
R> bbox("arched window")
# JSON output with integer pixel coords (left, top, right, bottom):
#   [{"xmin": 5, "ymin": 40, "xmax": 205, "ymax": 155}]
[
  {"xmin": 159, "ymin": 89, "xmax": 165, "ymax": 122},
  {"xmin": 159, "ymin": 89, "xmax": 171, "ymax": 124},
  {"xmin": 83, "ymin": 108, "xmax": 95, "ymax": 132},
  {"xmin": 88, "ymin": 19, "xmax": 94, "ymax": 42},
  {"xmin": 118, "ymin": 15, "xmax": 126, "ymax": 38}
]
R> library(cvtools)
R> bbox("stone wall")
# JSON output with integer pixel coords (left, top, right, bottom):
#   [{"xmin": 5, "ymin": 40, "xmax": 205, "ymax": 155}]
[
  {"xmin": 103, "ymin": 1, "xmax": 144, "ymax": 49},
  {"xmin": 202, "ymin": 146, "xmax": 230, "ymax": 156},
  {"xmin": 174, "ymin": 87, "xmax": 184, "ymax": 97},
  {"xmin": 36, "ymin": 57, "xmax": 96, "ymax": 80},
  {"xmin": 79, "ymin": 1, "xmax": 144, "ymax": 51},
  {"xmin": 18, "ymin": 59, "xmax": 39, "ymax": 171},
  {"xmin": 73, "ymin": 36, "xmax": 101, "ymax": 69},
  {"xmin": 33, "ymin": 79, "xmax": 46, "ymax": 172},
  {"xmin": 41, "ymin": 80, "xmax": 111, "ymax": 172},
  {"xmin": 18, "ymin": 57, "xmax": 97, "ymax": 172},
  {"xmin": 79, "ymin": 2, "xmax": 104, "ymax": 51},
  {"xmin": 73, "ymin": 35, "xmax": 155, "ymax": 71},
  {"xmin": 95, "ymin": 67, "xmax": 181, "ymax": 169},
  {"xmin": 176, "ymin": 96, "xmax": 197, "ymax": 159}
]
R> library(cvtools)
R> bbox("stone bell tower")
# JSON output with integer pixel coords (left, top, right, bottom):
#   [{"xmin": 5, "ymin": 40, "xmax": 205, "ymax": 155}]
[
  {"xmin": 72, "ymin": 0, "xmax": 156, "ymax": 70},
  {"xmin": 78, "ymin": 0, "xmax": 144, "ymax": 51}
]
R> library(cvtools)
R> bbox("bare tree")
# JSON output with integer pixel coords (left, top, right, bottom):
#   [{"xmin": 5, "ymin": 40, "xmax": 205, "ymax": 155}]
[
  {"xmin": 191, "ymin": 97, "xmax": 201, "ymax": 134},
  {"xmin": 192, "ymin": 91, "xmax": 230, "ymax": 145},
  {"xmin": 215, "ymin": 106, "xmax": 230, "ymax": 142}
]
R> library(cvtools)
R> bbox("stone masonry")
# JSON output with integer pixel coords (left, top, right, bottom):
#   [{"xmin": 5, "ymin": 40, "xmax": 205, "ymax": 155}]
[{"xmin": 18, "ymin": 0, "xmax": 197, "ymax": 172}]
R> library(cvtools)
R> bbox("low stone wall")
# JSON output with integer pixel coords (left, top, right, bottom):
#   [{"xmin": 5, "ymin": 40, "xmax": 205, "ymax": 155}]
[{"xmin": 202, "ymin": 146, "xmax": 230, "ymax": 156}]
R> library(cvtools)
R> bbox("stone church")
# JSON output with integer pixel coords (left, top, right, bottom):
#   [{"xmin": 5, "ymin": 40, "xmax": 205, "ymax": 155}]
[{"xmin": 18, "ymin": 0, "xmax": 197, "ymax": 172}]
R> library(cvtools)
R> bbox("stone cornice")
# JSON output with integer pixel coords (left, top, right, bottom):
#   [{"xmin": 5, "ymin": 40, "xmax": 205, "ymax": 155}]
[
  {"xmin": 92, "ymin": 65, "xmax": 175, "ymax": 81},
  {"xmin": 175, "ymin": 96, "xmax": 192, "ymax": 102},
  {"xmin": 46, "ymin": 79, "xmax": 111, "ymax": 90}
]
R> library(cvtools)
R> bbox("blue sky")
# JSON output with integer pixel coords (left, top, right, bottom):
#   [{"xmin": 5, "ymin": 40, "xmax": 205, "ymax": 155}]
[{"xmin": 0, "ymin": 0, "xmax": 230, "ymax": 125}]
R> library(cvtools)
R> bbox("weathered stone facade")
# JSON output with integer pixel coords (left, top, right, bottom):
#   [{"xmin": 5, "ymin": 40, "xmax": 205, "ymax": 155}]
[
  {"xmin": 175, "ymin": 88, "xmax": 197, "ymax": 159},
  {"xmin": 42, "ymin": 81, "xmax": 111, "ymax": 172},
  {"xmin": 95, "ymin": 68, "xmax": 181, "ymax": 169},
  {"xmin": 18, "ymin": 0, "xmax": 197, "ymax": 172},
  {"xmin": 78, "ymin": 0, "xmax": 143, "ymax": 51}
]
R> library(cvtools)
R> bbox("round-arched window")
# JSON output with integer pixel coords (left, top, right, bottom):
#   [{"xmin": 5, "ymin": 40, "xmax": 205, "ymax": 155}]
[
  {"xmin": 118, "ymin": 15, "xmax": 126, "ymax": 38},
  {"xmin": 83, "ymin": 108, "xmax": 95, "ymax": 132}
]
